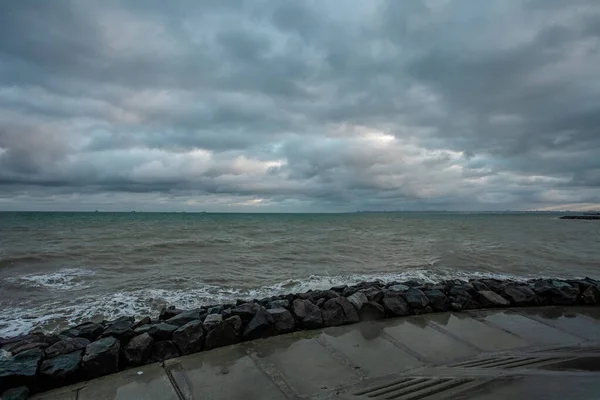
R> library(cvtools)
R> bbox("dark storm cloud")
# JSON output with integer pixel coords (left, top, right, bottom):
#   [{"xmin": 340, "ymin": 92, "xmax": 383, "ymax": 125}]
[{"xmin": 1, "ymin": 0, "xmax": 600, "ymax": 211}]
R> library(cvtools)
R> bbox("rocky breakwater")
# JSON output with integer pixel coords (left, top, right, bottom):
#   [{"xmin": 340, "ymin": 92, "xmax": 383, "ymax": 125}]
[{"xmin": 2, "ymin": 277, "xmax": 600, "ymax": 398}]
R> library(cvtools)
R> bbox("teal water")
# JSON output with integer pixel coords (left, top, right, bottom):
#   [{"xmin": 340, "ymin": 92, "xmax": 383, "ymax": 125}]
[{"xmin": 0, "ymin": 212, "xmax": 599, "ymax": 336}]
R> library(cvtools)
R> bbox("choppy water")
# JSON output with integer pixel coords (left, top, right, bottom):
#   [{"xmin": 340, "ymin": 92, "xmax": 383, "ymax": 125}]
[{"xmin": 0, "ymin": 212, "xmax": 599, "ymax": 336}]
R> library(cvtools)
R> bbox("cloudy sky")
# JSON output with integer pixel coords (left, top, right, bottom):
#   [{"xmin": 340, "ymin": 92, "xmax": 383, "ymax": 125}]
[{"xmin": 1, "ymin": 0, "xmax": 599, "ymax": 212}]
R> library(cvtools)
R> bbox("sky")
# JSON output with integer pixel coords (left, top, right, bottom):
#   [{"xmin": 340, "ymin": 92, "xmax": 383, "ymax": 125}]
[{"xmin": 1, "ymin": 0, "xmax": 600, "ymax": 212}]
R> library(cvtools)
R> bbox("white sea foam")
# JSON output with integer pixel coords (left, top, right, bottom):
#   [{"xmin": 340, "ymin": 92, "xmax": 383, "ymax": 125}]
[
  {"xmin": 5, "ymin": 268, "xmax": 95, "ymax": 291},
  {"xmin": 0, "ymin": 268, "xmax": 563, "ymax": 337}
]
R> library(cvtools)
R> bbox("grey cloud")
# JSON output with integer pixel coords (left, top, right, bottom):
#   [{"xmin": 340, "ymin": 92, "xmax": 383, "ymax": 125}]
[{"xmin": 0, "ymin": 0, "xmax": 599, "ymax": 211}]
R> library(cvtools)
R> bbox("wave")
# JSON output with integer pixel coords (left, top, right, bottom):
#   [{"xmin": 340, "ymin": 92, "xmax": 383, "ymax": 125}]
[
  {"xmin": 0, "ymin": 267, "xmax": 560, "ymax": 337},
  {"xmin": 4, "ymin": 268, "xmax": 95, "ymax": 291}
]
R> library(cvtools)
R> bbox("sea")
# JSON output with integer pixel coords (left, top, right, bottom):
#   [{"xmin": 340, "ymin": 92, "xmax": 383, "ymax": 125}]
[{"xmin": 0, "ymin": 212, "xmax": 599, "ymax": 337}]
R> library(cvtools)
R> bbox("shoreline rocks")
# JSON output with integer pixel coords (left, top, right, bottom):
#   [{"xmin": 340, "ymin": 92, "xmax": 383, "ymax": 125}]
[{"xmin": 1, "ymin": 276, "xmax": 600, "ymax": 397}]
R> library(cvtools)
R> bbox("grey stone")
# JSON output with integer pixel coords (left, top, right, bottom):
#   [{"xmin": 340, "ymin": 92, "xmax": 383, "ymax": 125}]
[
  {"xmin": 100, "ymin": 318, "xmax": 134, "ymax": 341},
  {"xmin": 405, "ymin": 288, "xmax": 430, "ymax": 309},
  {"xmin": 45, "ymin": 337, "xmax": 90, "ymax": 359},
  {"xmin": 173, "ymin": 320, "xmax": 204, "ymax": 355},
  {"xmin": 243, "ymin": 307, "xmax": 276, "ymax": 340},
  {"xmin": 132, "ymin": 316, "xmax": 151, "ymax": 330},
  {"xmin": 205, "ymin": 320, "xmax": 239, "ymax": 350},
  {"xmin": 358, "ymin": 287, "xmax": 384, "ymax": 303},
  {"xmin": 503, "ymin": 286, "xmax": 538, "ymax": 306},
  {"xmin": 40, "ymin": 350, "xmax": 82, "ymax": 380},
  {"xmin": 159, "ymin": 307, "xmax": 183, "ymax": 320},
  {"xmin": 203, "ymin": 314, "xmax": 223, "ymax": 330},
  {"xmin": 267, "ymin": 299, "xmax": 290, "ymax": 309},
  {"xmin": 165, "ymin": 309, "xmax": 201, "ymax": 327},
  {"xmin": 292, "ymin": 299, "xmax": 323, "ymax": 329},
  {"xmin": 151, "ymin": 341, "xmax": 180, "ymax": 362},
  {"xmin": 387, "ymin": 284, "xmax": 410, "ymax": 293},
  {"xmin": 231, "ymin": 302, "xmax": 261, "ymax": 323},
  {"xmin": 331, "ymin": 285, "xmax": 348, "ymax": 293},
  {"xmin": 0, "ymin": 349, "xmax": 42, "ymax": 392},
  {"xmin": 225, "ymin": 315, "xmax": 243, "ymax": 334},
  {"xmin": 425, "ymin": 289, "xmax": 450, "ymax": 312},
  {"xmin": 60, "ymin": 322, "xmax": 103, "ymax": 341},
  {"xmin": 478, "ymin": 290, "xmax": 510, "ymax": 307},
  {"xmin": 382, "ymin": 296, "xmax": 411, "ymax": 317},
  {"xmin": 1, "ymin": 386, "xmax": 29, "ymax": 400},
  {"xmin": 321, "ymin": 297, "xmax": 360, "ymax": 327},
  {"xmin": 123, "ymin": 333, "xmax": 153, "ymax": 366},
  {"xmin": 133, "ymin": 324, "xmax": 153, "ymax": 335},
  {"xmin": 267, "ymin": 308, "xmax": 296, "ymax": 334},
  {"xmin": 148, "ymin": 323, "xmax": 178, "ymax": 341},
  {"xmin": 2, "ymin": 340, "xmax": 49, "ymax": 356},
  {"xmin": 581, "ymin": 285, "xmax": 600, "ymax": 305},
  {"xmin": 316, "ymin": 298, "xmax": 326, "ymax": 308},
  {"xmin": 359, "ymin": 301, "xmax": 385, "ymax": 321},
  {"xmin": 82, "ymin": 337, "xmax": 120, "ymax": 379},
  {"xmin": 346, "ymin": 292, "xmax": 368, "ymax": 311}
]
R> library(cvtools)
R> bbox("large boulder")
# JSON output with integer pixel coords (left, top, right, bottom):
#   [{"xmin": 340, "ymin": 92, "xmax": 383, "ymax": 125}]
[
  {"xmin": 148, "ymin": 323, "xmax": 178, "ymax": 341},
  {"xmin": 503, "ymin": 286, "xmax": 538, "ymax": 306},
  {"xmin": 205, "ymin": 320, "xmax": 239, "ymax": 350},
  {"xmin": 477, "ymin": 290, "xmax": 510, "ymax": 308},
  {"xmin": 292, "ymin": 299, "xmax": 323, "ymax": 329},
  {"xmin": 231, "ymin": 303, "xmax": 261, "ymax": 324},
  {"xmin": 321, "ymin": 297, "xmax": 359, "ymax": 327},
  {"xmin": 581, "ymin": 285, "xmax": 600, "ymax": 305},
  {"xmin": 2, "ymin": 340, "xmax": 49, "ymax": 356},
  {"xmin": 243, "ymin": 307, "xmax": 276, "ymax": 340},
  {"xmin": 123, "ymin": 333, "xmax": 153, "ymax": 366},
  {"xmin": 203, "ymin": 314, "xmax": 223, "ymax": 330},
  {"xmin": 358, "ymin": 302, "xmax": 385, "ymax": 321},
  {"xmin": 382, "ymin": 296, "xmax": 411, "ymax": 317},
  {"xmin": 100, "ymin": 317, "xmax": 134, "ymax": 341},
  {"xmin": 165, "ymin": 310, "xmax": 201, "ymax": 327},
  {"xmin": 81, "ymin": 337, "xmax": 120, "ymax": 379},
  {"xmin": 1, "ymin": 386, "xmax": 29, "ymax": 400},
  {"xmin": 530, "ymin": 280, "xmax": 579, "ymax": 305},
  {"xmin": 159, "ymin": 307, "xmax": 183, "ymax": 321},
  {"xmin": 387, "ymin": 284, "xmax": 409, "ymax": 293},
  {"xmin": 346, "ymin": 292, "xmax": 368, "ymax": 311},
  {"xmin": 60, "ymin": 322, "xmax": 103, "ymax": 341},
  {"xmin": 225, "ymin": 316, "xmax": 243, "ymax": 335},
  {"xmin": 358, "ymin": 287, "xmax": 384, "ymax": 303},
  {"xmin": 151, "ymin": 341, "xmax": 180, "ymax": 362},
  {"xmin": 405, "ymin": 288, "xmax": 430, "ymax": 310},
  {"xmin": 172, "ymin": 320, "xmax": 204, "ymax": 355},
  {"xmin": 267, "ymin": 308, "xmax": 296, "ymax": 334},
  {"xmin": 267, "ymin": 299, "xmax": 290, "ymax": 310},
  {"xmin": 40, "ymin": 350, "xmax": 83, "ymax": 385},
  {"xmin": 45, "ymin": 338, "xmax": 90, "ymax": 359},
  {"xmin": 0, "ymin": 349, "xmax": 42, "ymax": 393},
  {"xmin": 425, "ymin": 289, "xmax": 450, "ymax": 312},
  {"xmin": 132, "ymin": 316, "xmax": 151, "ymax": 330}
]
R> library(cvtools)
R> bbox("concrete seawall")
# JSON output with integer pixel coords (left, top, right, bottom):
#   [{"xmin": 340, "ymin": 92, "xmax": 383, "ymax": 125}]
[{"xmin": 30, "ymin": 306, "xmax": 600, "ymax": 400}]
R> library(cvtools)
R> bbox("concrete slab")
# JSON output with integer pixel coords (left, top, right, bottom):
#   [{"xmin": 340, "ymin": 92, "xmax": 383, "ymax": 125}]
[
  {"xmin": 383, "ymin": 317, "xmax": 478, "ymax": 364},
  {"xmin": 522, "ymin": 308, "xmax": 600, "ymax": 342},
  {"xmin": 30, "ymin": 387, "xmax": 79, "ymax": 400},
  {"xmin": 166, "ymin": 343, "xmax": 287, "ymax": 400},
  {"xmin": 252, "ymin": 332, "xmax": 360, "ymax": 397},
  {"xmin": 428, "ymin": 312, "xmax": 529, "ymax": 351},
  {"xmin": 477, "ymin": 310, "xmax": 583, "ymax": 346},
  {"xmin": 320, "ymin": 322, "xmax": 422, "ymax": 377}
]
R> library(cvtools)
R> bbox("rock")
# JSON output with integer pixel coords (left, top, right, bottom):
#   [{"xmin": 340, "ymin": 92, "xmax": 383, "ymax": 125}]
[
  {"xmin": 40, "ymin": 350, "xmax": 82, "ymax": 382},
  {"xmin": 151, "ymin": 341, "xmax": 180, "ymax": 362},
  {"xmin": 60, "ymin": 322, "xmax": 103, "ymax": 341},
  {"xmin": 581, "ymin": 285, "xmax": 600, "ymax": 305},
  {"xmin": 310, "ymin": 290, "xmax": 340, "ymax": 302},
  {"xmin": 1, "ymin": 386, "xmax": 29, "ymax": 400},
  {"xmin": 551, "ymin": 281, "xmax": 580, "ymax": 305},
  {"xmin": 470, "ymin": 280, "xmax": 490, "ymax": 291},
  {"xmin": 225, "ymin": 315, "xmax": 243, "ymax": 334},
  {"xmin": 322, "ymin": 297, "xmax": 360, "ymax": 327},
  {"xmin": 45, "ymin": 338, "xmax": 90, "ymax": 359},
  {"xmin": 403, "ymin": 280, "xmax": 423, "ymax": 288},
  {"xmin": 205, "ymin": 320, "xmax": 239, "ymax": 350},
  {"xmin": 478, "ymin": 290, "xmax": 510, "ymax": 308},
  {"xmin": 101, "ymin": 318, "xmax": 134, "ymax": 341},
  {"xmin": 342, "ymin": 286, "xmax": 359, "ymax": 298},
  {"xmin": 133, "ymin": 325, "xmax": 153, "ymax": 335},
  {"xmin": 425, "ymin": 289, "xmax": 450, "ymax": 312},
  {"xmin": 387, "ymin": 284, "xmax": 409, "ymax": 293},
  {"xmin": 207, "ymin": 306, "xmax": 224, "ymax": 315},
  {"xmin": 292, "ymin": 299, "xmax": 323, "ymax": 329},
  {"xmin": 358, "ymin": 287, "xmax": 383, "ymax": 303},
  {"xmin": 330, "ymin": 285, "xmax": 347, "ymax": 293},
  {"xmin": 0, "ymin": 349, "xmax": 42, "ymax": 393},
  {"xmin": 267, "ymin": 299, "xmax": 290, "ymax": 310},
  {"xmin": 316, "ymin": 298, "xmax": 326, "ymax": 308},
  {"xmin": 132, "ymin": 316, "xmax": 151, "ymax": 330},
  {"xmin": 159, "ymin": 307, "xmax": 183, "ymax": 320},
  {"xmin": 503, "ymin": 286, "xmax": 538, "ymax": 306},
  {"xmin": 405, "ymin": 288, "xmax": 430, "ymax": 309},
  {"xmin": 243, "ymin": 307, "xmax": 276, "ymax": 340},
  {"xmin": 81, "ymin": 337, "xmax": 120, "ymax": 379},
  {"xmin": 165, "ymin": 310, "xmax": 201, "ymax": 327},
  {"xmin": 123, "ymin": 333, "xmax": 153, "ymax": 366},
  {"xmin": 2, "ymin": 340, "xmax": 49, "ymax": 356},
  {"xmin": 172, "ymin": 320, "xmax": 204, "ymax": 355},
  {"xmin": 148, "ymin": 323, "xmax": 178, "ymax": 341},
  {"xmin": 231, "ymin": 303, "xmax": 261, "ymax": 324},
  {"xmin": 346, "ymin": 292, "xmax": 368, "ymax": 311},
  {"xmin": 267, "ymin": 308, "xmax": 296, "ymax": 334},
  {"xmin": 203, "ymin": 314, "xmax": 223, "ymax": 330},
  {"xmin": 478, "ymin": 279, "xmax": 508, "ymax": 294},
  {"xmin": 359, "ymin": 302, "xmax": 385, "ymax": 321},
  {"xmin": 382, "ymin": 296, "xmax": 411, "ymax": 317},
  {"xmin": 449, "ymin": 284, "xmax": 476, "ymax": 297}
]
